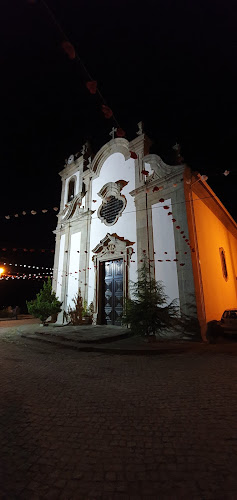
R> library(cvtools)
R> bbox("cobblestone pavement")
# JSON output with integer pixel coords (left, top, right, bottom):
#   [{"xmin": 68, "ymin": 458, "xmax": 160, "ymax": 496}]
[{"xmin": 0, "ymin": 334, "xmax": 237, "ymax": 499}]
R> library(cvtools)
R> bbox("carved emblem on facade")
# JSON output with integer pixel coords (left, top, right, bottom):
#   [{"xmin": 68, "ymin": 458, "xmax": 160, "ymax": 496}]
[{"xmin": 97, "ymin": 180, "xmax": 128, "ymax": 226}]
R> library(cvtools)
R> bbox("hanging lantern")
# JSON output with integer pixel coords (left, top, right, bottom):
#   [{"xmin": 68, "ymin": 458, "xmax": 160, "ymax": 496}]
[
  {"xmin": 168, "ymin": 212, "xmax": 172, "ymax": 215},
  {"xmin": 5, "ymin": 215, "xmax": 10, "ymax": 219},
  {"xmin": 163, "ymin": 205, "xmax": 169, "ymax": 210},
  {"xmin": 86, "ymin": 80, "xmax": 97, "ymax": 94},
  {"xmin": 159, "ymin": 198, "xmax": 164, "ymax": 203},
  {"xmin": 130, "ymin": 151, "xmax": 138, "ymax": 159},
  {"xmin": 42, "ymin": 209, "xmax": 48, "ymax": 213},
  {"xmin": 171, "ymin": 218, "xmax": 176, "ymax": 222},
  {"xmin": 31, "ymin": 210, "xmax": 37, "ymax": 215},
  {"xmin": 153, "ymin": 186, "xmax": 159, "ymax": 192},
  {"xmin": 53, "ymin": 207, "xmax": 58, "ymax": 211},
  {"xmin": 176, "ymin": 226, "xmax": 180, "ymax": 229},
  {"xmin": 14, "ymin": 214, "xmax": 19, "ymax": 218},
  {"xmin": 22, "ymin": 211, "xmax": 26, "ymax": 215},
  {"xmin": 141, "ymin": 169, "xmax": 149, "ymax": 176}
]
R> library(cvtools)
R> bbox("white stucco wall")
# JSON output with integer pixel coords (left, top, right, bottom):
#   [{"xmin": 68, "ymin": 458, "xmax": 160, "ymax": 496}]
[
  {"xmin": 67, "ymin": 232, "xmax": 81, "ymax": 309},
  {"xmin": 64, "ymin": 172, "xmax": 80, "ymax": 206},
  {"xmin": 88, "ymin": 152, "xmax": 137, "ymax": 305},
  {"xmin": 56, "ymin": 234, "xmax": 65, "ymax": 300},
  {"xmin": 152, "ymin": 199, "xmax": 180, "ymax": 306}
]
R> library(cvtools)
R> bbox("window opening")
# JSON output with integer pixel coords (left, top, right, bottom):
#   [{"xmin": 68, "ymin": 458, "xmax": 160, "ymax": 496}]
[{"xmin": 68, "ymin": 178, "xmax": 75, "ymax": 202}]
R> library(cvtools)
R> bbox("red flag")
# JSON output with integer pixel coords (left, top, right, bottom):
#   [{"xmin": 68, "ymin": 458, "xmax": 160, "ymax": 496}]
[
  {"xmin": 130, "ymin": 151, "xmax": 138, "ymax": 159},
  {"xmin": 116, "ymin": 128, "xmax": 126, "ymax": 137},
  {"xmin": 101, "ymin": 105, "xmax": 113, "ymax": 119},
  {"xmin": 61, "ymin": 41, "xmax": 76, "ymax": 60},
  {"xmin": 86, "ymin": 81, "xmax": 97, "ymax": 94}
]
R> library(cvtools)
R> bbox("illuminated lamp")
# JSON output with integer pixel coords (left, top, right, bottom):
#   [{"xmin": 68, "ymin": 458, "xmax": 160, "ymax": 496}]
[{"xmin": 0, "ymin": 267, "xmax": 5, "ymax": 276}]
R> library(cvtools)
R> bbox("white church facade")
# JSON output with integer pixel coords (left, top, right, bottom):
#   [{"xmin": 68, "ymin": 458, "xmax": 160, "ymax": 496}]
[{"xmin": 53, "ymin": 127, "xmax": 237, "ymax": 340}]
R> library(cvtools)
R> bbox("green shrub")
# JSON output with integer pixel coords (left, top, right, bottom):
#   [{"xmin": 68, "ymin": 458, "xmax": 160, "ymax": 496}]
[
  {"xmin": 27, "ymin": 278, "xmax": 62, "ymax": 324},
  {"xmin": 122, "ymin": 259, "xmax": 179, "ymax": 337}
]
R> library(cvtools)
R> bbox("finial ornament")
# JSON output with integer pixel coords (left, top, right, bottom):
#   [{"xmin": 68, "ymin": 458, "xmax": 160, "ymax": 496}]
[{"xmin": 136, "ymin": 121, "xmax": 143, "ymax": 136}]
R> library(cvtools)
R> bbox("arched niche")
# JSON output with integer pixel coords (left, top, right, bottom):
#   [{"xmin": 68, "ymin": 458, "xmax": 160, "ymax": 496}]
[
  {"xmin": 67, "ymin": 176, "xmax": 77, "ymax": 202},
  {"xmin": 91, "ymin": 138, "xmax": 131, "ymax": 177}
]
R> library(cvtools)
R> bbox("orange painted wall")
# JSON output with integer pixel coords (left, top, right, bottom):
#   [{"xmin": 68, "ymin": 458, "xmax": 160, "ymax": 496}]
[{"xmin": 192, "ymin": 192, "xmax": 237, "ymax": 322}]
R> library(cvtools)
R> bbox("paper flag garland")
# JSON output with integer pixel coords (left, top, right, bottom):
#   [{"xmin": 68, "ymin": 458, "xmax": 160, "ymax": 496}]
[
  {"xmin": 101, "ymin": 105, "xmax": 113, "ymax": 119},
  {"xmin": 86, "ymin": 81, "xmax": 97, "ymax": 94},
  {"xmin": 61, "ymin": 41, "xmax": 76, "ymax": 60}
]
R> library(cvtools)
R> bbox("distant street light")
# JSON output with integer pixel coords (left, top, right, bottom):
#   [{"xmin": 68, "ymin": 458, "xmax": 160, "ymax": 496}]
[{"xmin": 0, "ymin": 267, "xmax": 5, "ymax": 276}]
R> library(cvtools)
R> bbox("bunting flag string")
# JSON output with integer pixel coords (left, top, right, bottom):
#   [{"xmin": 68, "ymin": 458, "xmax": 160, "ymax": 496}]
[
  {"xmin": 1, "ymin": 248, "xmax": 54, "ymax": 254},
  {"xmin": 1, "ymin": 207, "xmax": 58, "ymax": 220},
  {"xmin": 1, "ymin": 262, "xmax": 53, "ymax": 270},
  {"xmin": 29, "ymin": 0, "xmax": 124, "ymax": 133},
  {"xmin": 0, "ymin": 274, "xmax": 52, "ymax": 281}
]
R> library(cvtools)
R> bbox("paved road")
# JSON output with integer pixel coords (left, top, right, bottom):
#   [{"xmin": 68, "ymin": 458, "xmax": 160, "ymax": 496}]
[{"xmin": 0, "ymin": 331, "xmax": 237, "ymax": 499}]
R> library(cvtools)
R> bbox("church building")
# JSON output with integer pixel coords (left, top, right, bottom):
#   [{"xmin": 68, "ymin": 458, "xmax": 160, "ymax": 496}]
[{"xmin": 53, "ymin": 125, "xmax": 237, "ymax": 340}]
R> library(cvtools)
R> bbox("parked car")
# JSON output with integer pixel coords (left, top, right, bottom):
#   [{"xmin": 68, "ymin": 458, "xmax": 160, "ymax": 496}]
[{"xmin": 220, "ymin": 309, "xmax": 237, "ymax": 335}]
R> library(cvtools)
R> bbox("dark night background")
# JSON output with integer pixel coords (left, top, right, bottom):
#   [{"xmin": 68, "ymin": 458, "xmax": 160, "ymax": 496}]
[{"xmin": 0, "ymin": 0, "xmax": 236, "ymax": 310}]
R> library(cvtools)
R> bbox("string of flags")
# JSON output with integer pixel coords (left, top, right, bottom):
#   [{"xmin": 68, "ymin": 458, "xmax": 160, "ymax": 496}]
[
  {"xmin": 27, "ymin": 0, "xmax": 124, "ymax": 135},
  {"xmin": 1, "ymin": 248, "xmax": 54, "ymax": 253},
  {"xmin": 0, "ymin": 274, "xmax": 53, "ymax": 281},
  {"xmin": 1, "ymin": 263, "xmax": 53, "ymax": 270},
  {"xmin": 2, "ymin": 207, "xmax": 58, "ymax": 220}
]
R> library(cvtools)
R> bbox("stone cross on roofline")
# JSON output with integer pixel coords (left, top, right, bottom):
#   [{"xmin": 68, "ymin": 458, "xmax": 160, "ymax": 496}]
[{"xmin": 109, "ymin": 127, "xmax": 117, "ymax": 140}]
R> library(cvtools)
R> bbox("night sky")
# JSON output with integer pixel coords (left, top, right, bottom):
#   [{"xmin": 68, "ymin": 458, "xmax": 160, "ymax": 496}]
[{"xmin": 1, "ymin": 0, "xmax": 237, "ymax": 307}]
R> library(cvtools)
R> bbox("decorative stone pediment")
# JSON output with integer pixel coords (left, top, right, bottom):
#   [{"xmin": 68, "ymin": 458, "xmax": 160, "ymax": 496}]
[
  {"xmin": 143, "ymin": 154, "xmax": 184, "ymax": 180},
  {"xmin": 59, "ymin": 193, "xmax": 87, "ymax": 224},
  {"xmin": 92, "ymin": 233, "xmax": 135, "ymax": 262}
]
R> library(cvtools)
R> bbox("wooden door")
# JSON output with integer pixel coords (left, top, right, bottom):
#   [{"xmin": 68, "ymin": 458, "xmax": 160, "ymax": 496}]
[{"xmin": 104, "ymin": 259, "xmax": 123, "ymax": 325}]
